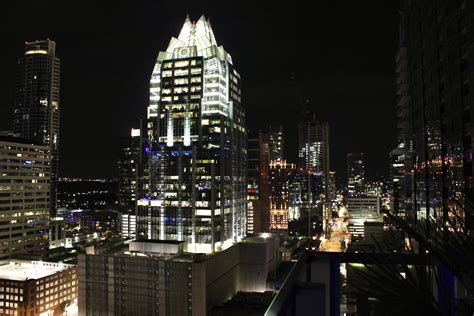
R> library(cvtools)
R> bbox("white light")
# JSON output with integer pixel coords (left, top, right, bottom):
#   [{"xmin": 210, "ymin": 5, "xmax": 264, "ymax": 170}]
[
  {"xmin": 131, "ymin": 128, "xmax": 141, "ymax": 137},
  {"xmin": 260, "ymin": 232, "xmax": 270, "ymax": 239},
  {"xmin": 184, "ymin": 111, "xmax": 191, "ymax": 146},
  {"xmin": 167, "ymin": 111, "xmax": 174, "ymax": 147}
]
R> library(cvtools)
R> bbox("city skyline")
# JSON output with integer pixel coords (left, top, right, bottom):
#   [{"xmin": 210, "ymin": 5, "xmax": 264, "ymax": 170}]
[
  {"xmin": 0, "ymin": 1, "xmax": 473, "ymax": 315},
  {"xmin": 0, "ymin": 1, "xmax": 400, "ymax": 181}
]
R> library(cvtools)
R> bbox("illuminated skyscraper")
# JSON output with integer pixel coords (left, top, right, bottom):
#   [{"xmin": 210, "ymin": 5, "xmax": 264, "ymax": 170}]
[
  {"xmin": 13, "ymin": 39, "xmax": 60, "ymax": 215},
  {"xmin": 298, "ymin": 118, "xmax": 330, "ymax": 234},
  {"xmin": 347, "ymin": 153, "xmax": 365, "ymax": 197},
  {"xmin": 298, "ymin": 119, "xmax": 330, "ymax": 200},
  {"xmin": 268, "ymin": 125, "xmax": 284, "ymax": 160},
  {"xmin": 137, "ymin": 15, "xmax": 246, "ymax": 253}
]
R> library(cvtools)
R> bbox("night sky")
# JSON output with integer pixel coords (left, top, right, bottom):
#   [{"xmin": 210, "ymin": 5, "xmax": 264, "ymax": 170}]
[{"xmin": 0, "ymin": 0, "xmax": 400, "ymax": 182}]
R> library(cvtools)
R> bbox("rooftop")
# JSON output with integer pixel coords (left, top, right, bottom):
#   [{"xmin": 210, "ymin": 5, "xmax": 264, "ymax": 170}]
[{"xmin": 0, "ymin": 260, "xmax": 74, "ymax": 282}]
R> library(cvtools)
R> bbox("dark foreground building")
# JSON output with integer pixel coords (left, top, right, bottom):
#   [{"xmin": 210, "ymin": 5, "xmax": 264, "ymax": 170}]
[
  {"xmin": 394, "ymin": 0, "xmax": 474, "ymax": 231},
  {"xmin": 78, "ymin": 236, "xmax": 278, "ymax": 315}
]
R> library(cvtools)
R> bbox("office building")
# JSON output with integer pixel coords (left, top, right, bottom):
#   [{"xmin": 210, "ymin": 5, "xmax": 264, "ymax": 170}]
[
  {"xmin": 13, "ymin": 39, "xmax": 60, "ymax": 215},
  {"xmin": 347, "ymin": 153, "xmax": 365, "ymax": 197},
  {"xmin": 118, "ymin": 127, "xmax": 142, "ymax": 212},
  {"xmin": 329, "ymin": 171, "xmax": 337, "ymax": 201},
  {"xmin": 49, "ymin": 217, "xmax": 66, "ymax": 249},
  {"xmin": 298, "ymin": 120, "xmax": 329, "ymax": 176},
  {"xmin": 120, "ymin": 213, "xmax": 137, "ymax": 239},
  {"xmin": 269, "ymin": 159, "xmax": 295, "ymax": 230},
  {"xmin": 78, "ymin": 236, "xmax": 278, "ymax": 316},
  {"xmin": 0, "ymin": 260, "xmax": 77, "ymax": 316},
  {"xmin": 298, "ymin": 119, "xmax": 330, "ymax": 233},
  {"xmin": 247, "ymin": 130, "xmax": 270, "ymax": 234},
  {"xmin": 138, "ymin": 15, "xmax": 246, "ymax": 253},
  {"xmin": 298, "ymin": 119, "xmax": 330, "ymax": 198},
  {"xmin": 389, "ymin": 20, "xmax": 415, "ymax": 220},
  {"xmin": 0, "ymin": 136, "xmax": 50, "ymax": 259},
  {"xmin": 268, "ymin": 125, "xmax": 284, "ymax": 160},
  {"xmin": 347, "ymin": 196, "xmax": 382, "ymax": 239},
  {"xmin": 288, "ymin": 173, "xmax": 303, "ymax": 222},
  {"xmin": 398, "ymin": 1, "xmax": 474, "ymax": 230}
]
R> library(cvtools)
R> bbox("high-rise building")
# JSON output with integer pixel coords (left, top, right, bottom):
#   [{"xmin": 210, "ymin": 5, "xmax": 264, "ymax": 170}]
[
  {"xmin": 269, "ymin": 159, "xmax": 295, "ymax": 231},
  {"xmin": 398, "ymin": 1, "xmax": 474, "ymax": 231},
  {"xmin": 347, "ymin": 153, "xmax": 365, "ymax": 197},
  {"xmin": 268, "ymin": 125, "xmax": 284, "ymax": 160},
  {"xmin": 137, "ymin": 15, "xmax": 246, "ymax": 253},
  {"xmin": 288, "ymin": 173, "xmax": 303, "ymax": 223},
  {"xmin": 247, "ymin": 130, "xmax": 270, "ymax": 234},
  {"xmin": 298, "ymin": 119, "xmax": 330, "ymax": 232},
  {"xmin": 389, "ymin": 15, "xmax": 415, "ymax": 221},
  {"xmin": 13, "ymin": 39, "xmax": 60, "ymax": 215},
  {"xmin": 329, "ymin": 171, "xmax": 337, "ymax": 201},
  {"xmin": 0, "ymin": 135, "xmax": 50, "ymax": 259},
  {"xmin": 298, "ymin": 120, "xmax": 330, "ymax": 197},
  {"xmin": 118, "ymin": 127, "xmax": 142, "ymax": 213}
]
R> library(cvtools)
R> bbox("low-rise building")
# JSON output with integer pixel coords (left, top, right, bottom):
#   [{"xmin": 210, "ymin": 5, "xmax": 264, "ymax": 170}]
[
  {"xmin": 347, "ymin": 196, "xmax": 382, "ymax": 239},
  {"xmin": 78, "ymin": 235, "xmax": 279, "ymax": 315},
  {"xmin": 0, "ymin": 260, "xmax": 77, "ymax": 315}
]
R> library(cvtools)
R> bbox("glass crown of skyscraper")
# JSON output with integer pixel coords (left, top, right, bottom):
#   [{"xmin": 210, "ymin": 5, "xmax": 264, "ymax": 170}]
[{"xmin": 162, "ymin": 15, "xmax": 233, "ymax": 64}]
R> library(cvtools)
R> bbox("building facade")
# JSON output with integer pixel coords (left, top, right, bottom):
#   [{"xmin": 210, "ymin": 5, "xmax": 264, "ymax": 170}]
[
  {"xmin": 269, "ymin": 159, "xmax": 295, "ymax": 231},
  {"xmin": 78, "ymin": 237, "xmax": 278, "ymax": 316},
  {"xmin": 120, "ymin": 213, "xmax": 137, "ymax": 239},
  {"xmin": 118, "ymin": 127, "xmax": 142, "ymax": 213},
  {"xmin": 0, "ymin": 136, "xmax": 50, "ymax": 259},
  {"xmin": 298, "ymin": 120, "xmax": 330, "ymax": 199},
  {"xmin": 49, "ymin": 217, "xmax": 66, "ymax": 249},
  {"xmin": 329, "ymin": 171, "xmax": 337, "ymax": 201},
  {"xmin": 0, "ymin": 260, "xmax": 77, "ymax": 316},
  {"xmin": 347, "ymin": 196, "xmax": 382, "ymax": 239},
  {"xmin": 268, "ymin": 125, "xmax": 284, "ymax": 161},
  {"xmin": 397, "ymin": 0, "xmax": 474, "ymax": 231},
  {"xmin": 347, "ymin": 153, "xmax": 365, "ymax": 197},
  {"xmin": 137, "ymin": 15, "xmax": 246, "ymax": 253},
  {"xmin": 13, "ymin": 40, "xmax": 60, "ymax": 216},
  {"xmin": 298, "ymin": 119, "xmax": 330, "ymax": 233},
  {"xmin": 389, "ymin": 17, "xmax": 415, "ymax": 221},
  {"xmin": 247, "ymin": 130, "xmax": 270, "ymax": 234}
]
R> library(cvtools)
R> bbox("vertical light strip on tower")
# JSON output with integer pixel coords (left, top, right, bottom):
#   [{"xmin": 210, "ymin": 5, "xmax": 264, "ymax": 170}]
[
  {"xmin": 184, "ymin": 110, "xmax": 191, "ymax": 146},
  {"xmin": 167, "ymin": 110, "xmax": 174, "ymax": 147}
]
